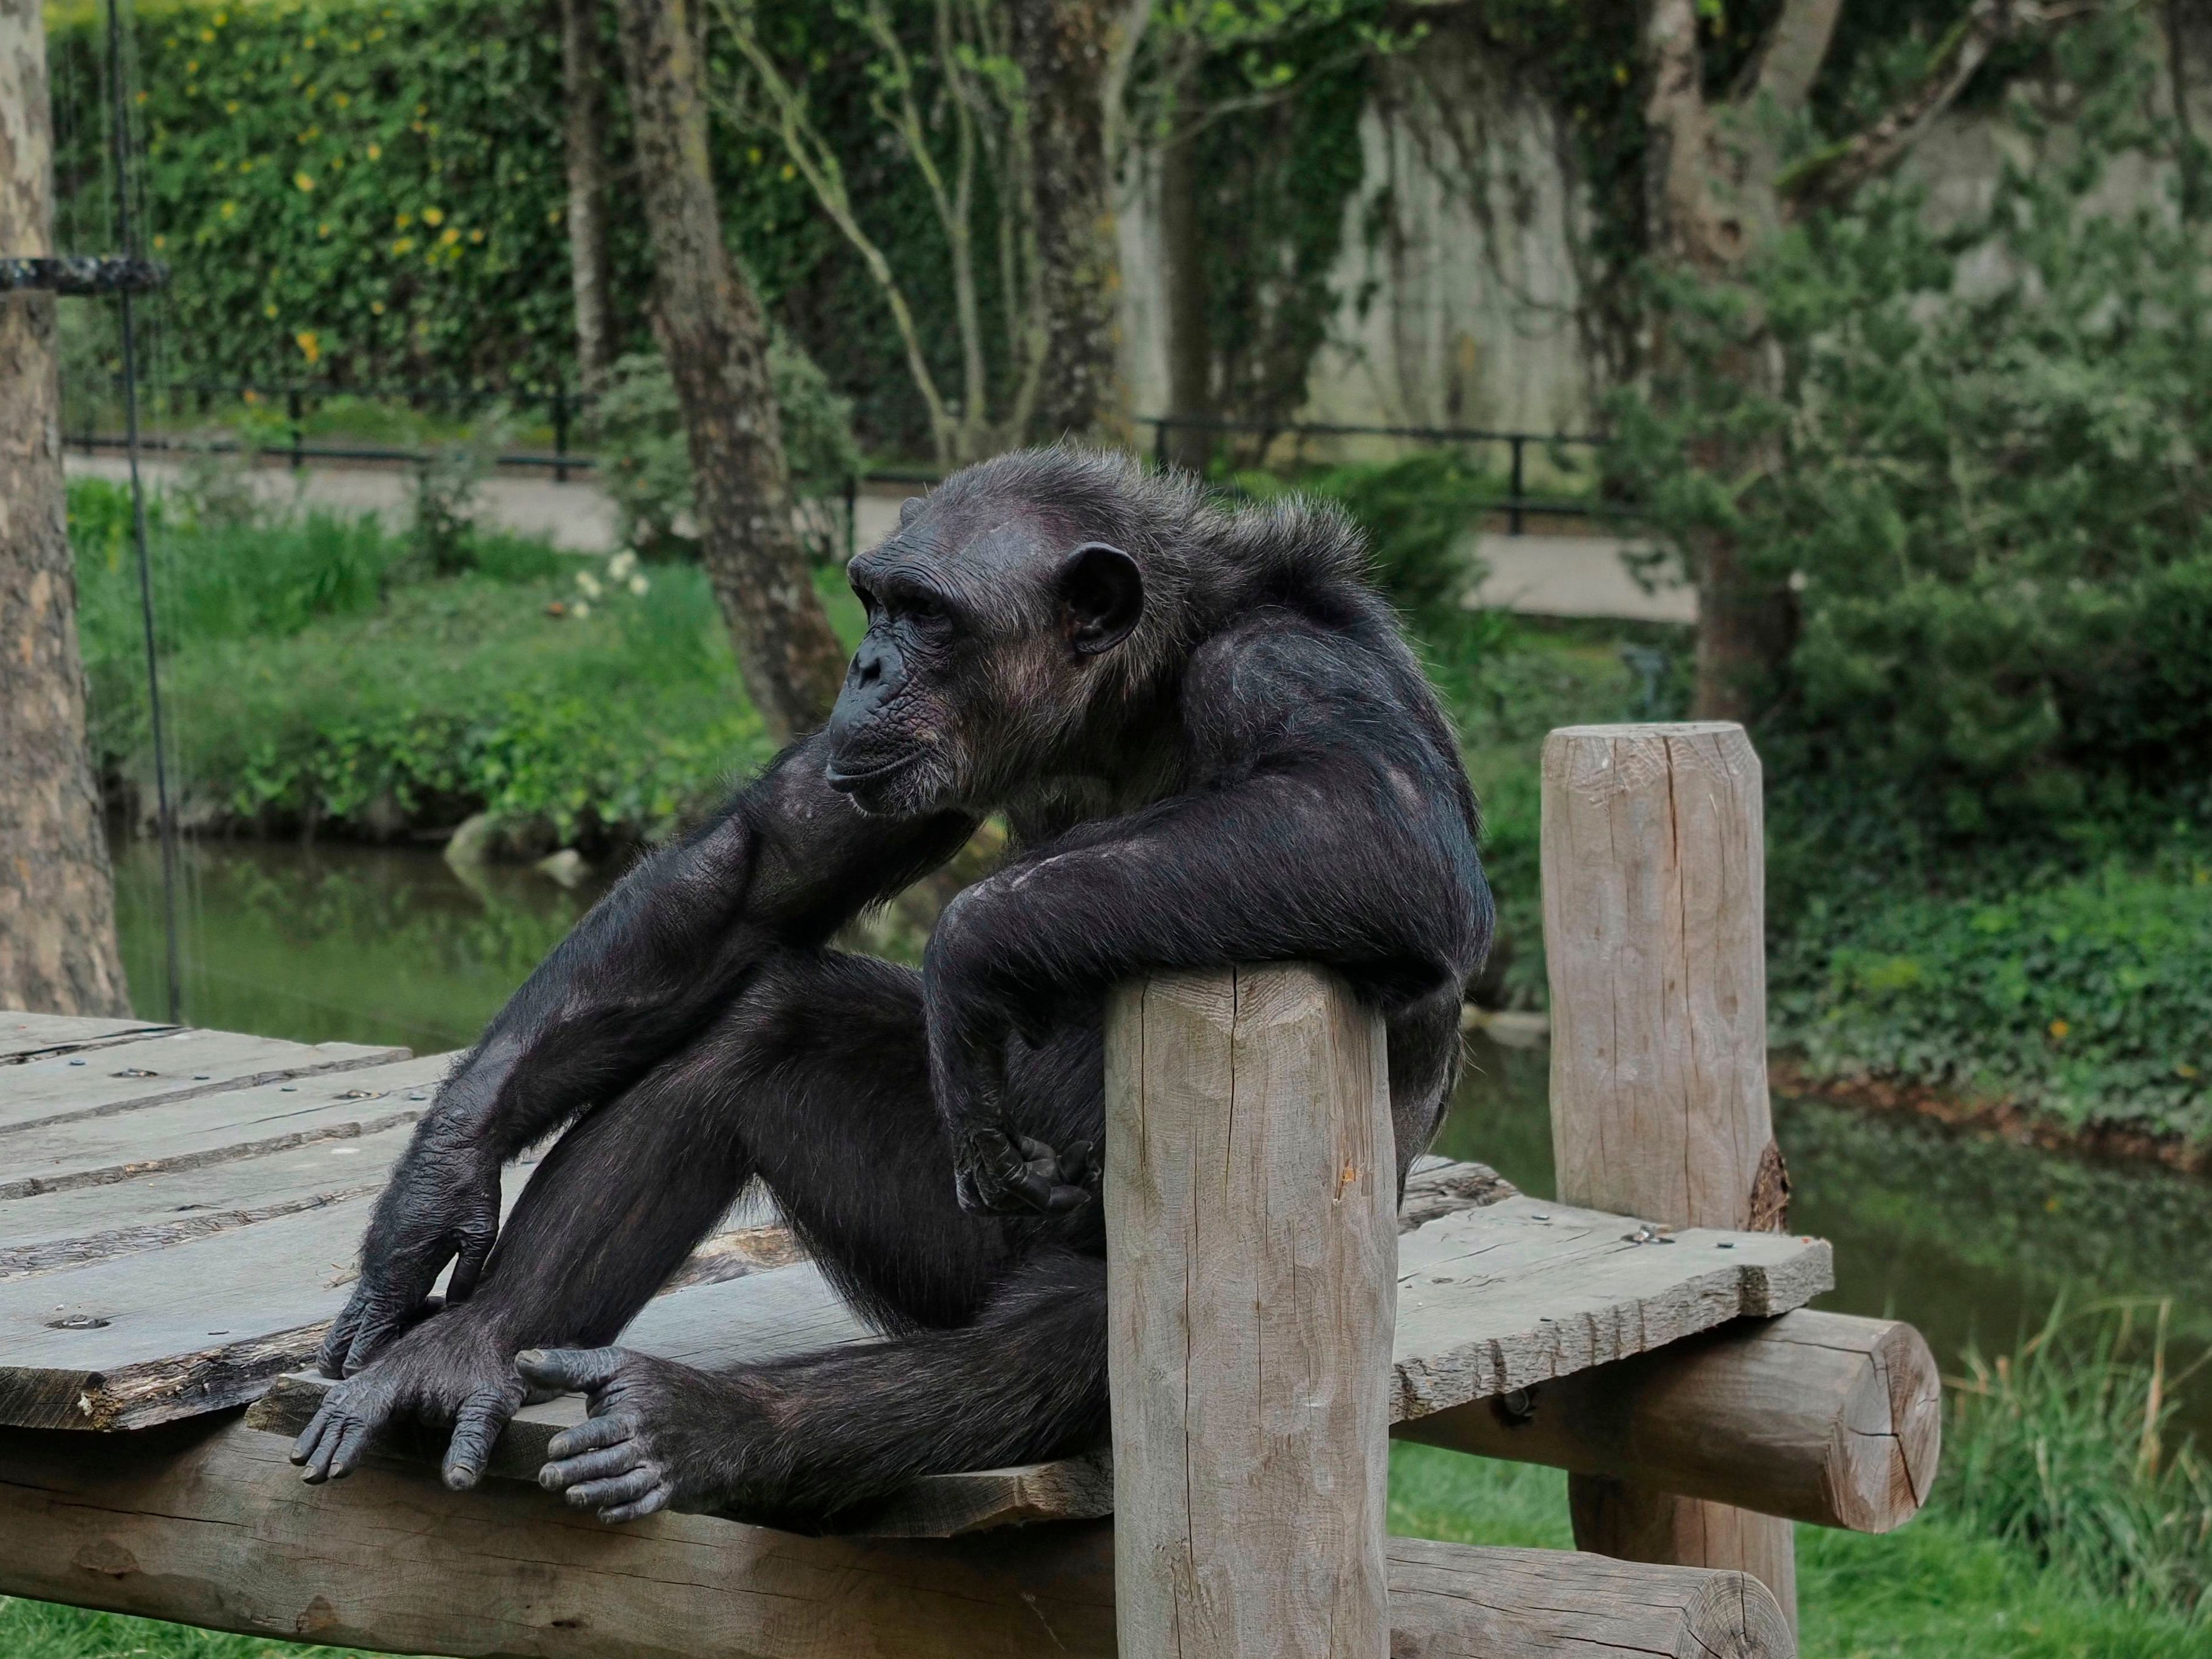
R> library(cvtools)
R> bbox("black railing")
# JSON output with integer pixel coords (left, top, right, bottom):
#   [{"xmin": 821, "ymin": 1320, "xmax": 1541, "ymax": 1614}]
[
  {"xmin": 60, "ymin": 382, "xmax": 1629, "ymax": 539},
  {"xmin": 1143, "ymin": 414, "xmax": 1619, "ymax": 536}
]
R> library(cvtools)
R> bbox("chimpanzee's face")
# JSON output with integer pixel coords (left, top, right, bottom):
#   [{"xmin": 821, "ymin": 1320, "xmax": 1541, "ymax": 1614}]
[{"xmin": 823, "ymin": 493, "xmax": 1143, "ymax": 816}]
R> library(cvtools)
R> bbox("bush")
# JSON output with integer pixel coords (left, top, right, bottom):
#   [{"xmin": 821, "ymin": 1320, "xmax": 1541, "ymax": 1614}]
[
  {"xmin": 1611, "ymin": 17, "xmax": 2212, "ymax": 855},
  {"xmin": 1234, "ymin": 452, "xmax": 1494, "ymax": 620},
  {"xmin": 588, "ymin": 340, "xmax": 861, "ymax": 563},
  {"xmin": 1773, "ymin": 857, "xmax": 2212, "ymax": 1138}
]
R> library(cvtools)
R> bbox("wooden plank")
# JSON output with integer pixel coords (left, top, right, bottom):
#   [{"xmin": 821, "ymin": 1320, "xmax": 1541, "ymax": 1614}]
[
  {"xmin": 1105, "ymin": 966, "xmax": 1397, "ymax": 1659},
  {"xmin": 1, "ymin": 1199, "xmax": 827, "ymax": 1432},
  {"xmin": 0, "ymin": 1028, "xmax": 410, "ymax": 1132},
  {"xmin": 1397, "ymin": 1310, "xmax": 1943, "ymax": 1533},
  {"xmin": 1391, "ymin": 1197, "xmax": 1830, "ymax": 1420},
  {"xmin": 1542, "ymin": 720, "xmax": 1798, "ymax": 1624},
  {"xmin": 0, "ymin": 1418, "xmax": 1794, "ymax": 1659},
  {"xmin": 0, "ymin": 1053, "xmax": 449, "ymax": 1203},
  {"xmin": 0, "ymin": 1012, "xmax": 177, "ymax": 1064},
  {"xmin": 243, "ymin": 1160, "xmax": 1521, "ymax": 1540}
]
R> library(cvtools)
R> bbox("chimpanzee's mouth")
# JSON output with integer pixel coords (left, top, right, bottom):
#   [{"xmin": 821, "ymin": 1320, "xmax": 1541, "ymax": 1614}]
[{"xmin": 824, "ymin": 752, "xmax": 922, "ymax": 796}]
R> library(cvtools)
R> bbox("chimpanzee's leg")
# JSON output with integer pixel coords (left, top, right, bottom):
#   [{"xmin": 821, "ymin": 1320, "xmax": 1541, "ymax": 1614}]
[{"xmin": 473, "ymin": 947, "xmax": 1045, "ymax": 1346}]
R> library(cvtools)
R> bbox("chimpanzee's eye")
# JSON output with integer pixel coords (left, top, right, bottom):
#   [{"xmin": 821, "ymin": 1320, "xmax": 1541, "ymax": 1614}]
[{"xmin": 907, "ymin": 594, "xmax": 944, "ymax": 624}]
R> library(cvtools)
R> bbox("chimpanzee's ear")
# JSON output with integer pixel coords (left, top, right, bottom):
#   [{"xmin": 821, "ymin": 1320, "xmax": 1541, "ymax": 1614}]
[
  {"xmin": 899, "ymin": 495, "xmax": 927, "ymax": 527},
  {"xmin": 1057, "ymin": 543, "xmax": 1144, "ymax": 658}
]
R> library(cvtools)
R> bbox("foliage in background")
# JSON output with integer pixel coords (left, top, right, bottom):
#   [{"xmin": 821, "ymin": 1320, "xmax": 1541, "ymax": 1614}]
[
  {"xmin": 67, "ymin": 478, "xmax": 769, "ymax": 848},
  {"xmin": 1948, "ymin": 1301, "xmax": 2212, "ymax": 1619},
  {"xmin": 588, "ymin": 339, "xmax": 861, "ymax": 563},
  {"xmin": 1611, "ymin": 14, "xmax": 2211, "ymax": 856},
  {"xmin": 45, "ymin": 0, "xmax": 956, "ymax": 452}
]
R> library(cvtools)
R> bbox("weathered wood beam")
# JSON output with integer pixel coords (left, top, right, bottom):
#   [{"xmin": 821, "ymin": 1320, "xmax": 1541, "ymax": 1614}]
[
  {"xmin": 0, "ymin": 1418, "xmax": 1794, "ymax": 1659},
  {"xmin": 1105, "ymin": 965, "xmax": 1395, "ymax": 1658},
  {"xmin": 1542, "ymin": 721, "xmax": 1799, "ymax": 1626},
  {"xmin": 1396, "ymin": 1309, "xmax": 1942, "ymax": 1533}
]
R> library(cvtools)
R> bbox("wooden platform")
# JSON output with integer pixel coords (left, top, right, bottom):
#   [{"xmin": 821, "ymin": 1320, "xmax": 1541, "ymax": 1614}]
[{"xmin": 2, "ymin": 1012, "xmax": 1833, "ymax": 1538}]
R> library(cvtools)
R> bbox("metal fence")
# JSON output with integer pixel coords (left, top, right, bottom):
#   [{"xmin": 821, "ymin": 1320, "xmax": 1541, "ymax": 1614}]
[{"xmin": 61, "ymin": 382, "xmax": 1624, "ymax": 537}]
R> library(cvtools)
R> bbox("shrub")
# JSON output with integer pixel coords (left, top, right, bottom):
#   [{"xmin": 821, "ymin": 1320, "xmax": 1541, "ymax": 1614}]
[
  {"xmin": 588, "ymin": 340, "xmax": 861, "ymax": 563},
  {"xmin": 1772, "ymin": 857, "xmax": 2212, "ymax": 1139},
  {"xmin": 1234, "ymin": 452, "xmax": 1494, "ymax": 620},
  {"xmin": 1611, "ymin": 19, "xmax": 2212, "ymax": 855}
]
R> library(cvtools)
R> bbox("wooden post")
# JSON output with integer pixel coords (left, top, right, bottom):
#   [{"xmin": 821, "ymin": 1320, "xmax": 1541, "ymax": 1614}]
[
  {"xmin": 1105, "ymin": 966, "xmax": 1394, "ymax": 1659},
  {"xmin": 1541, "ymin": 722, "xmax": 1798, "ymax": 1627}
]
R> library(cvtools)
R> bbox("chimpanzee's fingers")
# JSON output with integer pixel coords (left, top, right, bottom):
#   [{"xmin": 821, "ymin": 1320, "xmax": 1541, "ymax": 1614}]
[
  {"xmin": 1055, "ymin": 1140, "xmax": 1099, "ymax": 1186},
  {"xmin": 318, "ymin": 1411, "xmax": 380, "ymax": 1482},
  {"xmin": 567, "ymin": 1469, "xmax": 660, "ymax": 1511},
  {"xmin": 442, "ymin": 1387, "xmax": 518, "ymax": 1491},
  {"xmin": 597, "ymin": 1485, "xmax": 673, "ymax": 1525},
  {"xmin": 517, "ymin": 1347, "xmax": 628, "ymax": 1395},
  {"xmin": 317, "ymin": 1301, "xmax": 362, "ymax": 1379},
  {"xmin": 291, "ymin": 1396, "xmax": 343, "ymax": 1469},
  {"xmin": 341, "ymin": 1283, "xmax": 433, "ymax": 1376},
  {"xmin": 1043, "ymin": 1182, "xmax": 1094, "ymax": 1214},
  {"xmin": 544, "ymin": 1412, "xmax": 632, "ymax": 1460},
  {"xmin": 539, "ymin": 1443, "xmax": 642, "ymax": 1491},
  {"xmin": 445, "ymin": 1223, "xmax": 496, "ymax": 1305}
]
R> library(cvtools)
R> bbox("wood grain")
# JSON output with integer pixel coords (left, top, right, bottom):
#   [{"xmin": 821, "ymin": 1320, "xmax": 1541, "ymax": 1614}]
[
  {"xmin": 0, "ymin": 1013, "xmax": 175, "ymax": 1064},
  {"xmin": 1396, "ymin": 1310, "xmax": 1942, "ymax": 1533},
  {"xmin": 0, "ymin": 1418, "xmax": 1795, "ymax": 1658},
  {"xmin": 1105, "ymin": 966, "xmax": 1396, "ymax": 1659},
  {"xmin": 0, "ymin": 1028, "xmax": 408, "ymax": 1132},
  {"xmin": 1541, "ymin": 720, "xmax": 1798, "ymax": 1625}
]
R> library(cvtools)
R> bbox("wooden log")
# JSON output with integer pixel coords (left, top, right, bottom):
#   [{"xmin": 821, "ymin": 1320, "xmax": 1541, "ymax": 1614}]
[
  {"xmin": 1105, "ymin": 966, "xmax": 1395, "ymax": 1659},
  {"xmin": 0, "ymin": 1417, "xmax": 1794, "ymax": 1659},
  {"xmin": 1396, "ymin": 1309, "xmax": 1942, "ymax": 1533},
  {"xmin": 1541, "ymin": 722, "xmax": 1798, "ymax": 1626}
]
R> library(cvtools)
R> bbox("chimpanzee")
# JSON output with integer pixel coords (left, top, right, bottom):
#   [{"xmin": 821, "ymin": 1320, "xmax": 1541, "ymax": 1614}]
[{"xmin": 291, "ymin": 446, "xmax": 1492, "ymax": 1525}]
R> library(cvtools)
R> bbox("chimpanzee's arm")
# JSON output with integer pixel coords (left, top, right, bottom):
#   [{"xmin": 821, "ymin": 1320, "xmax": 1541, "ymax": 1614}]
[
  {"xmin": 323, "ymin": 730, "xmax": 976, "ymax": 1373},
  {"xmin": 924, "ymin": 622, "xmax": 1491, "ymax": 1215}
]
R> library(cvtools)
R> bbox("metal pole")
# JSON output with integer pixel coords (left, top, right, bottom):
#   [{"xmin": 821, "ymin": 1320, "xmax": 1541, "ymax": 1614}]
[
  {"xmin": 844, "ymin": 473, "xmax": 857, "ymax": 562},
  {"xmin": 552, "ymin": 388, "xmax": 570, "ymax": 484},
  {"xmin": 106, "ymin": 0, "xmax": 182, "ymax": 1023},
  {"xmin": 1154, "ymin": 416, "xmax": 1169, "ymax": 471},
  {"xmin": 288, "ymin": 387, "xmax": 304, "ymax": 470},
  {"xmin": 1509, "ymin": 436, "xmax": 1526, "ymax": 537}
]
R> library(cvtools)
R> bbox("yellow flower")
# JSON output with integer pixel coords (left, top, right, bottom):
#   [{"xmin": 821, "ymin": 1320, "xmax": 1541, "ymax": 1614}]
[
  {"xmin": 225, "ymin": 100, "xmax": 240, "ymax": 114},
  {"xmin": 780, "ymin": 163, "xmax": 796, "ymax": 181},
  {"xmin": 390, "ymin": 236, "xmax": 415, "ymax": 255},
  {"xmin": 219, "ymin": 199, "xmax": 237, "ymax": 219},
  {"xmin": 295, "ymin": 171, "xmax": 315, "ymax": 191},
  {"xmin": 212, "ymin": 10, "xmax": 227, "ymax": 24},
  {"xmin": 394, "ymin": 211, "xmax": 412, "ymax": 228},
  {"xmin": 366, "ymin": 142, "xmax": 381, "ymax": 159},
  {"xmin": 152, "ymin": 234, "xmax": 167, "ymax": 250},
  {"xmin": 545, "ymin": 208, "xmax": 560, "ymax": 224},
  {"xmin": 135, "ymin": 90, "xmax": 148, "ymax": 104},
  {"xmin": 2048, "ymin": 1018, "xmax": 2070, "ymax": 1040},
  {"xmin": 368, "ymin": 26, "xmax": 385, "ymax": 40},
  {"xmin": 371, "ymin": 300, "xmax": 386, "ymax": 315},
  {"xmin": 242, "ymin": 388, "xmax": 260, "ymax": 404},
  {"xmin": 317, "ymin": 221, "xmax": 331, "ymax": 237},
  {"xmin": 263, "ymin": 301, "xmax": 277, "ymax": 318},
  {"xmin": 421, "ymin": 206, "xmax": 445, "ymax": 226},
  {"xmin": 438, "ymin": 226, "xmax": 459, "ymax": 247},
  {"xmin": 2178, "ymin": 1063, "xmax": 2200, "ymax": 1079},
  {"xmin": 333, "ymin": 92, "xmax": 350, "ymax": 109},
  {"xmin": 186, "ymin": 58, "xmax": 199, "ymax": 72},
  {"xmin": 295, "ymin": 330, "xmax": 320, "ymax": 366},
  {"xmin": 467, "ymin": 228, "xmax": 483, "ymax": 244},
  {"xmin": 199, "ymin": 27, "xmax": 214, "ymax": 41}
]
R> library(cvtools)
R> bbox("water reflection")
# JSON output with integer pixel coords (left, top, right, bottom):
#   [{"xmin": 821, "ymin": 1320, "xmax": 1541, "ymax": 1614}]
[{"xmin": 115, "ymin": 837, "xmax": 2212, "ymax": 1434}]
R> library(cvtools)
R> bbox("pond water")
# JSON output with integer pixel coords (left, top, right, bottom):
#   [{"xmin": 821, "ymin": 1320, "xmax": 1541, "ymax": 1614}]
[{"xmin": 114, "ymin": 836, "xmax": 2212, "ymax": 1435}]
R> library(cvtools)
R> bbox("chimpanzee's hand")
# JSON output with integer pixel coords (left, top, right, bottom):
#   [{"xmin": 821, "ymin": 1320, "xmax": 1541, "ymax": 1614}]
[
  {"xmin": 292, "ymin": 1309, "xmax": 525, "ymax": 1491},
  {"xmin": 320, "ymin": 1118, "xmax": 502, "ymax": 1378},
  {"xmin": 952, "ymin": 1123, "xmax": 1097, "ymax": 1217},
  {"xmin": 519, "ymin": 1347, "xmax": 752, "ymax": 1524}
]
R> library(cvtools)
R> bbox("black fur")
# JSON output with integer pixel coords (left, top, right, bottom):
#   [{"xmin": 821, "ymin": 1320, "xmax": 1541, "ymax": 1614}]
[{"xmin": 293, "ymin": 446, "xmax": 1493, "ymax": 1525}]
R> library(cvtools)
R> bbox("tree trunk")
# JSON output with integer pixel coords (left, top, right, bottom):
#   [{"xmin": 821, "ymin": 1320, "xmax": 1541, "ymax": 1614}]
[
  {"xmin": 561, "ymin": 0, "xmax": 617, "ymax": 389},
  {"xmin": 611, "ymin": 0, "xmax": 847, "ymax": 741},
  {"xmin": 0, "ymin": 0, "xmax": 131, "ymax": 1017},
  {"xmin": 1157, "ymin": 72, "xmax": 1211, "ymax": 475},
  {"xmin": 1010, "ymin": 0, "xmax": 1126, "ymax": 447}
]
